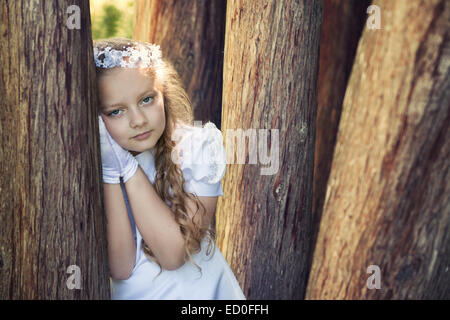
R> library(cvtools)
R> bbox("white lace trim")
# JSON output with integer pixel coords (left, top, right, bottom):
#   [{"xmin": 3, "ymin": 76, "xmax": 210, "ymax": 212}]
[{"xmin": 94, "ymin": 42, "xmax": 163, "ymax": 69}]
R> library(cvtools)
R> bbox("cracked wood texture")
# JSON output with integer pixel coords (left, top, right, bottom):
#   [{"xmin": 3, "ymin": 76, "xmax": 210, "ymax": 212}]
[
  {"xmin": 306, "ymin": 0, "xmax": 449, "ymax": 299},
  {"xmin": 134, "ymin": 0, "xmax": 226, "ymax": 129},
  {"xmin": 0, "ymin": 1, "xmax": 110, "ymax": 299},
  {"xmin": 311, "ymin": 0, "xmax": 371, "ymax": 271},
  {"xmin": 217, "ymin": 1, "xmax": 323, "ymax": 299}
]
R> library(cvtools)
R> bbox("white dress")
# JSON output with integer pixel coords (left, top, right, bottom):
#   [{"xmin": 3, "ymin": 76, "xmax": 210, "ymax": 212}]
[{"xmin": 111, "ymin": 122, "xmax": 246, "ymax": 300}]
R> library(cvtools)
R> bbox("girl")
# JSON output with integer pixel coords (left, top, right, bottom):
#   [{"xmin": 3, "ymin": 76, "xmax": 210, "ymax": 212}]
[{"xmin": 94, "ymin": 37, "xmax": 245, "ymax": 300}]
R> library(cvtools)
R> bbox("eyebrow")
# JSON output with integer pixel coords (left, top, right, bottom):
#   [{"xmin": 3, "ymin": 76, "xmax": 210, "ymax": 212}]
[{"xmin": 101, "ymin": 90, "xmax": 156, "ymax": 111}]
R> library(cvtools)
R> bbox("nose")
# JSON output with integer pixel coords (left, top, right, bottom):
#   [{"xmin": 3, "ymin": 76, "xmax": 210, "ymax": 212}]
[{"xmin": 129, "ymin": 106, "xmax": 148, "ymax": 128}]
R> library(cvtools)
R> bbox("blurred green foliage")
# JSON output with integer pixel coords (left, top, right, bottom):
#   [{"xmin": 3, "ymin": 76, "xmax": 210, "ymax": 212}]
[{"xmin": 91, "ymin": 0, "xmax": 134, "ymax": 40}]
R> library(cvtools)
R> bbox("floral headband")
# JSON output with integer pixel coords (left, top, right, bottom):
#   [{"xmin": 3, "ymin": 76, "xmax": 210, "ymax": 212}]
[{"xmin": 93, "ymin": 41, "xmax": 163, "ymax": 69}]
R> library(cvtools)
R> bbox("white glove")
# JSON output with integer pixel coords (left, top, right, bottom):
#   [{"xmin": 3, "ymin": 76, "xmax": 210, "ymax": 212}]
[{"xmin": 98, "ymin": 115, "xmax": 139, "ymax": 183}]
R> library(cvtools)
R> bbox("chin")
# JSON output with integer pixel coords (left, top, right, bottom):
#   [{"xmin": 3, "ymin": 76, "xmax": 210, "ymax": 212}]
[{"xmin": 134, "ymin": 143, "xmax": 154, "ymax": 153}]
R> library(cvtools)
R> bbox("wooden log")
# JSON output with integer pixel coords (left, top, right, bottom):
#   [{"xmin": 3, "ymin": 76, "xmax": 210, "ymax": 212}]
[
  {"xmin": 0, "ymin": 0, "xmax": 110, "ymax": 299},
  {"xmin": 312, "ymin": 0, "xmax": 372, "ymax": 269},
  {"xmin": 134, "ymin": 0, "xmax": 226, "ymax": 129},
  {"xmin": 306, "ymin": 0, "xmax": 449, "ymax": 299},
  {"xmin": 218, "ymin": 0, "xmax": 323, "ymax": 299}
]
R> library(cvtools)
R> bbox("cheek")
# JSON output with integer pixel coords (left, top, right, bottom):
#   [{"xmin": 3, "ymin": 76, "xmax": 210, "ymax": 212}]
[
  {"xmin": 104, "ymin": 121, "xmax": 125, "ymax": 142},
  {"xmin": 145, "ymin": 102, "xmax": 165, "ymax": 123}
]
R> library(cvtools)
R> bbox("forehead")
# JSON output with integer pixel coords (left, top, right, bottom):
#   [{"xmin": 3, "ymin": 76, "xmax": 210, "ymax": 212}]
[{"xmin": 98, "ymin": 68, "xmax": 157, "ymax": 101}]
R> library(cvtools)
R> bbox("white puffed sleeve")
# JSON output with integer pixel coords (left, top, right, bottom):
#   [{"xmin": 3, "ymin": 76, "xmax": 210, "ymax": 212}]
[{"xmin": 172, "ymin": 122, "xmax": 226, "ymax": 197}]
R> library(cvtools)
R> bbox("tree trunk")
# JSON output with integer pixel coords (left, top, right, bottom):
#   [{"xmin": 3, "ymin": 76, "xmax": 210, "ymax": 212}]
[
  {"xmin": 0, "ymin": 1, "xmax": 110, "ymax": 299},
  {"xmin": 134, "ymin": 0, "xmax": 226, "ymax": 129},
  {"xmin": 311, "ymin": 0, "xmax": 371, "ymax": 271},
  {"xmin": 217, "ymin": 1, "xmax": 323, "ymax": 299},
  {"xmin": 306, "ymin": 0, "xmax": 449, "ymax": 299}
]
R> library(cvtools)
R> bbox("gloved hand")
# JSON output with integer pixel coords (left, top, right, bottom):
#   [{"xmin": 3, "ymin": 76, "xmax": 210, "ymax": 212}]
[{"xmin": 98, "ymin": 115, "xmax": 139, "ymax": 183}]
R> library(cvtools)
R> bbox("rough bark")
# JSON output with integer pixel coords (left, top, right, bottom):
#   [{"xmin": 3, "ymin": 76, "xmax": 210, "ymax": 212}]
[
  {"xmin": 217, "ymin": 1, "xmax": 323, "ymax": 299},
  {"xmin": 306, "ymin": 0, "xmax": 449, "ymax": 299},
  {"xmin": 134, "ymin": 0, "xmax": 226, "ymax": 129},
  {"xmin": 0, "ymin": 1, "xmax": 110, "ymax": 299},
  {"xmin": 311, "ymin": 0, "xmax": 372, "ymax": 271}
]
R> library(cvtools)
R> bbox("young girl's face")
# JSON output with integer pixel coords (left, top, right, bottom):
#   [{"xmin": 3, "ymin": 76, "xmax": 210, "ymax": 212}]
[{"xmin": 98, "ymin": 67, "xmax": 166, "ymax": 156}]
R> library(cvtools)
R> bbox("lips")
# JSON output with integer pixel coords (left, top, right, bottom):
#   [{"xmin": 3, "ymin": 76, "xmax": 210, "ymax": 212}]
[
  {"xmin": 133, "ymin": 130, "xmax": 152, "ymax": 140},
  {"xmin": 133, "ymin": 131, "xmax": 150, "ymax": 138}
]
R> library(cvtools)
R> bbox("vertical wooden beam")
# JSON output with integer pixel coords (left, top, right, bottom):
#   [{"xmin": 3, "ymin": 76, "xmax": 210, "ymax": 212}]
[
  {"xmin": 307, "ymin": 0, "xmax": 449, "ymax": 299},
  {"xmin": 0, "ymin": 0, "xmax": 110, "ymax": 299},
  {"xmin": 134, "ymin": 0, "xmax": 226, "ymax": 129},
  {"xmin": 312, "ymin": 0, "xmax": 371, "ymax": 267},
  {"xmin": 218, "ymin": 0, "xmax": 323, "ymax": 299}
]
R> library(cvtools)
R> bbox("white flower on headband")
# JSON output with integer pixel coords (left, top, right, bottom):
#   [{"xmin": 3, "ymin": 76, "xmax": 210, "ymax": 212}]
[{"xmin": 94, "ymin": 42, "xmax": 163, "ymax": 69}]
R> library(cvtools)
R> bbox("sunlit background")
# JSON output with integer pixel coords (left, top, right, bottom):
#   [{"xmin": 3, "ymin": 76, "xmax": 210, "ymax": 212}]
[{"xmin": 90, "ymin": 0, "xmax": 135, "ymax": 40}]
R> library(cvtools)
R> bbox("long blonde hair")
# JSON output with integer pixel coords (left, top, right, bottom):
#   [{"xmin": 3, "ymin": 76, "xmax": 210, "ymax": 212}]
[{"xmin": 94, "ymin": 37, "xmax": 216, "ymax": 277}]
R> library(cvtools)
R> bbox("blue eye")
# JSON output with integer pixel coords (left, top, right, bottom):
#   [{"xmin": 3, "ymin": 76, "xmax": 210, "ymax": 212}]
[
  {"xmin": 108, "ymin": 109, "xmax": 122, "ymax": 117},
  {"xmin": 142, "ymin": 96, "xmax": 153, "ymax": 104}
]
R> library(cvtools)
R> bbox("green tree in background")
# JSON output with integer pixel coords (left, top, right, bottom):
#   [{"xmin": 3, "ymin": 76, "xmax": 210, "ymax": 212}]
[
  {"xmin": 102, "ymin": 5, "xmax": 122, "ymax": 38},
  {"xmin": 91, "ymin": 0, "xmax": 134, "ymax": 40}
]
